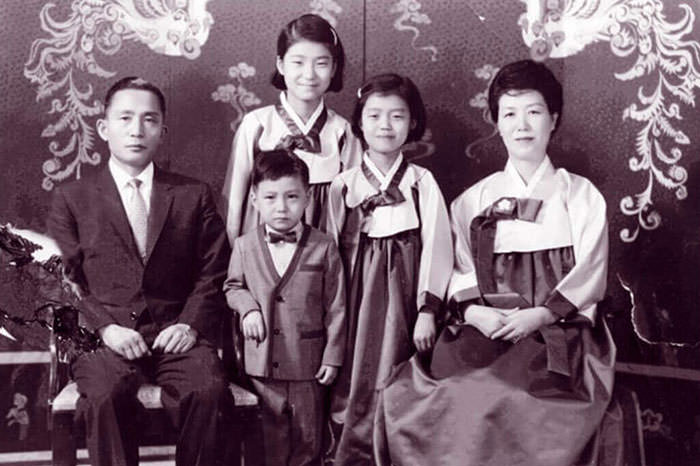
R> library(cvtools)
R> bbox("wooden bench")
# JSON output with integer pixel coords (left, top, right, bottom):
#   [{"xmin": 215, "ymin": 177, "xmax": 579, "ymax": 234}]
[
  {"xmin": 48, "ymin": 308, "xmax": 264, "ymax": 466},
  {"xmin": 50, "ymin": 381, "xmax": 262, "ymax": 466}
]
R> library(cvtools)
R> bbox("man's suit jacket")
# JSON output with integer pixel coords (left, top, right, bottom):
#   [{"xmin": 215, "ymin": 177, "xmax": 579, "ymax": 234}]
[
  {"xmin": 224, "ymin": 225, "xmax": 346, "ymax": 380},
  {"xmin": 47, "ymin": 165, "xmax": 231, "ymax": 344}
]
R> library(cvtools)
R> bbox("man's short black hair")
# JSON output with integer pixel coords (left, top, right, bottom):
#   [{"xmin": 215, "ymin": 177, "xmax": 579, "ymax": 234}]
[{"xmin": 104, "ymin": 77, "xmax": 166, "ymax": 117}]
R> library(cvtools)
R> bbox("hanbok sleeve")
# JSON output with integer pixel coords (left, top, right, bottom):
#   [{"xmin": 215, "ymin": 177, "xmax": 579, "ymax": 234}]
[
  {"xmin": 416, "ymin": 170, "xmax": 453, "ymax": 316},
  {"xmin": 321, "ymin": 239, "xmax": 347, "ymax": 367},
  {"xmin": 338, "ymin": 122, "xmax": 363, "ymax": 171},
  {"xmin": 446, "ymin": 188, "xmax": 482, "ymax": 306},
  {"xmin": 543, "ymin": 175, "xmax": 609, "ymax": 319},
  {"xmin": 221, "ymin": 114, "xmax": 257, "ymax": 243},
  {"xmin": 223, "ymin": 239, "xmax": 260, "ymax": 320},
  {"xmin": 326, "ymin": 174, "xmax": 347, "ymax": 245}
]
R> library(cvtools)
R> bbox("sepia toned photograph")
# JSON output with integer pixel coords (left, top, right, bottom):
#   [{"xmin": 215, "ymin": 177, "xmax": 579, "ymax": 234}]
[{"xmin": 1, "ymin": 1, "xmax": 699, "ymax": 465}]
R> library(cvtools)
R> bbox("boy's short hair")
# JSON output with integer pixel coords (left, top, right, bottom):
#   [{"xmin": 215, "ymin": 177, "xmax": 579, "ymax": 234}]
[
  {"xmin": 104, "ymin": 77, "xmax": 167, "ymax": 117},
  {"xmin": 252, "ymin": 150, "xmax": 310, "ymax": 189},
  {"xmin": 352, "ymin": 73, "xmax": 426, "ymax": 144},
  {"xmin": 271, "ymin": 14, "xmax": 345, "ymax": 92},
  {"xmin": 488, "ymin": 59, "xmax": 563, "ymax": 131}
]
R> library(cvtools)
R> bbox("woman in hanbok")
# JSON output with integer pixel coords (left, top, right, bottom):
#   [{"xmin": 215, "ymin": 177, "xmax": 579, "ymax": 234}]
[{"xmin": 375, "ymin": 59, "xmax": 617, "ymax": 466}]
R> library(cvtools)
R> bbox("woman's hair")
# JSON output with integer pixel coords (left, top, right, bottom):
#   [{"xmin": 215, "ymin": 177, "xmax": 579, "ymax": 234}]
[
  {"xmin": 488, "ymin": 59, "xmax": 563, "ymax": 130},
  {"xmin": 351, "ymin": 73, "xmax": 427, "ymax": 144},
  {"xmin": 270, "ymin": 14, "xmax": 345, "ymax": 92},
  {"xmin": 252, "ymin": 149, "xmax": 310, "ymax": 189},
  {"xmin": 104, "ymin": 76, "xmax": 166, "ymax": 116}
]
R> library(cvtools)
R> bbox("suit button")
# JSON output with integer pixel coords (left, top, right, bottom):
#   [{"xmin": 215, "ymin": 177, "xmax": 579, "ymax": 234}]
[
  {"xmin": 273, "ymin": 329, "xmax": 281, "ymax": 335},
  {"xmin": 130, "ymin": 311, "xmax": 138, "ymax": 321},
  {"xmin": 272, "ymin": 362, "xmax": 279, "ymax": 368},
  {"xmin": 275, "ymin": 295, "xmax": 285, "ymax": 303}
]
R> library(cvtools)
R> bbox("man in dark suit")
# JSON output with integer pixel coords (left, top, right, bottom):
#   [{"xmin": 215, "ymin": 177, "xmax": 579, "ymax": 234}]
[{"xmin": 48, "ymin": 77, "xmax": 231, "ymax": 466}]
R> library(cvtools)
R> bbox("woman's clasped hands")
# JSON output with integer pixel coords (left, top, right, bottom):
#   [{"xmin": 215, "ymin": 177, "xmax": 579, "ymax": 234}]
[{"xmin": 464, "ymin": 304, "xmax": 557, "ymax": 343}]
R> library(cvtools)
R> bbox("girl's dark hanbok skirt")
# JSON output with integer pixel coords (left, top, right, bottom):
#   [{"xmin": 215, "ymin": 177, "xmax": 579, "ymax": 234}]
[{"xmin": 331, "ymin": 229, "xmax": 422, "ymax": 466}]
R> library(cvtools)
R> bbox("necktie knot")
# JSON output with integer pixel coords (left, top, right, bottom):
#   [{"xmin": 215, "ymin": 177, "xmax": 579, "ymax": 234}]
[
  {"xmin": 128, "ymin": 178, "xmax": 142, "ymax": 190},
  {"xmin": 268, "ymin": 231, "xmax": 297, "ymax": 244}
]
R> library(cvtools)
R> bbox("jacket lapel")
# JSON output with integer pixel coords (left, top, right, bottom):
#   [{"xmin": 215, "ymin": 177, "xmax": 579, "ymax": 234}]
[
  {"xmin": 275, "ymin": 225, "xmax": 310, "ymax": 293},
  {"xmin": 145, "ymin": 167, "xmax": 174, "ymax": 263},
  {"xmin": 257, "ymin": 225, "xmax": 310, "ymax": 289},
  {"xmin": 258, "ymin": 226, "xmax": 282, "ymax": 282},
  {"xmin": 95, "ymin": 168, "xmax": 142, "ymax": 261}
]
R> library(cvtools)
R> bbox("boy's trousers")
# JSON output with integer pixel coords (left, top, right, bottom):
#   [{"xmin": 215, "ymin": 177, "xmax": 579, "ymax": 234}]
[{"xmin": 251, "ymin": 377, "xmax": 325, "ymax": 466}]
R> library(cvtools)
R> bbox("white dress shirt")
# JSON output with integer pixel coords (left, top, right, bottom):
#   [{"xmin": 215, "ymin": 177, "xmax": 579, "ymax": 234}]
[
  {"xmin": 108, "ymin": 157, "xmax": 154, "ymax": 215},
  {"xmin": 265, "ymin": 222, "xmax": 304, "ymax": 276}
]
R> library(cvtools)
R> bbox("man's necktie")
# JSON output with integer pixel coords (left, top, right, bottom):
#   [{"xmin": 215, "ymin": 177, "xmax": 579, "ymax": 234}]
[
  {"xmin": 126, "ymin": 178, "xmax": 148, "ymax": 261},
  {"xmin": 268, "ymin": 231, "xmax": 297, "ymax": 244}
]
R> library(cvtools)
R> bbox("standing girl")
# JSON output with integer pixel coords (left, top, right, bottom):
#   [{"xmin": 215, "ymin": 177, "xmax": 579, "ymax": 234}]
[
  {"xmin": 222, "ymin": 13, "xmax": 362, "ymax": 242},
  {"xmin": 327, "ymin": 73, "xmax": 453, "ymax": 465}
]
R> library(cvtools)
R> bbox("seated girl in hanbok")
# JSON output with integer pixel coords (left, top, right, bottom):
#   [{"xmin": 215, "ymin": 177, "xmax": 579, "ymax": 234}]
[
  {"xmin": 327, "ymin": 73, "xmax": 453, "ymax": 465},
  {"xmin": 374, "ymin": 59, "xmax": 617, "ymax": 466}
]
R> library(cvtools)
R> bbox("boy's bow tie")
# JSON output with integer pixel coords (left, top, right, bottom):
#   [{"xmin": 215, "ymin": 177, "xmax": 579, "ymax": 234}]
[{"xmin": 268, "ymin": 231, "xmax": 297, "ymax": 244}]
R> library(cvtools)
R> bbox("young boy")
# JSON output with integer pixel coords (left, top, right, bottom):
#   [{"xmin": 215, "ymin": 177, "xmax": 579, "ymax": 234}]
[
  {"xmin": 223, "ymin": 149, "xmax": 346, "ymax": 466},
  {"xmin": 48, "ymin": 77, "xmax": 231, "ymax": 466}
]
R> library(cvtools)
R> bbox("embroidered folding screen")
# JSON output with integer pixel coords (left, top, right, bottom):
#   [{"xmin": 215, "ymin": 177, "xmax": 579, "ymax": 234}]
[{"xmin": 1, "ymin": 0, "xmax": 699, "ymax": 455}]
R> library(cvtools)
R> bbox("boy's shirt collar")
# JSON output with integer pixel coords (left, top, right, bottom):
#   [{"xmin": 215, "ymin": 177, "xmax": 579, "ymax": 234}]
[{"xmin": 279, "ymin": 92, "xmax": 325, "ymax": 135}]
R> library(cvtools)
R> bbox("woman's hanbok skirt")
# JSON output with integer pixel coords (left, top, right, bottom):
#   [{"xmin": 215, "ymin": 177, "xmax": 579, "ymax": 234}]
[{"xmin": 374, "ymin": 248, "xmax": 620, "ymax": 466}]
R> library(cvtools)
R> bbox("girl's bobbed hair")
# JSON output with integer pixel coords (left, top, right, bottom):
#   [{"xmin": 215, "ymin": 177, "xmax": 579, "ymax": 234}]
[
  {"xmin": 271, "ymin": 14, "xmax": 345, "ymax": 93},
  {"xmin": 351, "ymin": 73, "xmax": 427, "ymax": 144}
]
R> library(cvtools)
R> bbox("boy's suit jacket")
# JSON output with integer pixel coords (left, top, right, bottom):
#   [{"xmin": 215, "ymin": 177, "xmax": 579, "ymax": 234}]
[
  {"xmin": 224, "ymin": 225, "xmax": 346, "ymax": 380},
  {"xmin": 47, "ymin": 165, "xmax": 231, "ymax": 344}
]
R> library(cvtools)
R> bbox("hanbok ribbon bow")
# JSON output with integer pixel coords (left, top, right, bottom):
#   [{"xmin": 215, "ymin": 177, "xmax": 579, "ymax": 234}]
[
  {"xmin": 277, "ymin": 134, "xmax": 321, "ymax": 153},
  {"xmin": 359, "ymin": 157, "xmax": 409, "ymax": 214},
  {"xmin": 360, "ymin": 186, "xmax": 406, "ymax": 214},
  {"xmin": 470, "ymin": 197, "xmax": 543, "ymax": 294},
  {"xmin": 468, "ymin": 197, "xmax": 574, "ymax": 377},
  {"xmin": 274, "ymin": 103, "xmax": 327, "ymax": 154}
]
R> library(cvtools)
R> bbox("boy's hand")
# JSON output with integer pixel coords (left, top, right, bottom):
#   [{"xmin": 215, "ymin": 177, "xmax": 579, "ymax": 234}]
[
  {"xmin": 490, "ymin": 306, "xmax": 557, "ymax": 343},
  {"xmin": 241, "ymin": 310, "xmax": 266, "ymax": 343},
  {"xmin": 152, "ymin": 323, "xmax": 198, "ymax": 354},
  {"xmin": 99, "ymin": 324, "xmax": 150, "ymax": 360},
  {"xmin": 315, "ymin": 365, "xmax": 339, "ymax": 385},
  {"xmin": 463, "ymin": 305, "xmax": 508, "ymax": 338},
  {"xmin": 413, "ymin": 312, "xmax": 436, "ymax": 352}
]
